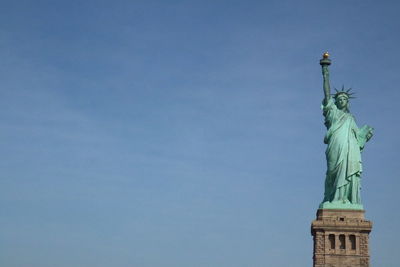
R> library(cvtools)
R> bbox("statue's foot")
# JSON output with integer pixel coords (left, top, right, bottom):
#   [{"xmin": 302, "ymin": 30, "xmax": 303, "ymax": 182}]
[{"xmin": 319, "ymin": 200, "xmax": 364, "ymax": 210}]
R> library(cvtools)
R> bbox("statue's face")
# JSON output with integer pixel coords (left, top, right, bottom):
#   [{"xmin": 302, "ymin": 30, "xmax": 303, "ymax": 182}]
[{"xmin": 335, "ymin": 95, "xmax": 348, "ymax": 110}]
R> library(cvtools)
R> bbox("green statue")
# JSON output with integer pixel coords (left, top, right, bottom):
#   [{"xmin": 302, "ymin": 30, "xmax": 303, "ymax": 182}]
[{"xmin": 319, "ymin": 52, "xmax": 373, "ymax": 210}]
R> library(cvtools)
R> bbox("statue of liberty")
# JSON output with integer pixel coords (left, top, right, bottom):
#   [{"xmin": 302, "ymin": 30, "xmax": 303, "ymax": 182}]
[{"xmin": 319, "ymin": 53, "xmax": 373, "ymax": 210}]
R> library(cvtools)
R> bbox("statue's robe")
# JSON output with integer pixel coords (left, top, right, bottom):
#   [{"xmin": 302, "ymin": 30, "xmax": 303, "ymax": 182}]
[{"xmin": 322, "ymin": 98, "xmax": 363, "ymax": 203}]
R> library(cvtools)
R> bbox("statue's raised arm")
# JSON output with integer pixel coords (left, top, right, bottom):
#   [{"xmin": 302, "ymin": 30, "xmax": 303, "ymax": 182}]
[{"xmin": 320, "ymin": 52, "xmax": 331, "ymax": 105}]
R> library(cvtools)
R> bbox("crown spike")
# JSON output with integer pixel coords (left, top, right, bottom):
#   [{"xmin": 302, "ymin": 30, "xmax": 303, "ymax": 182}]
[{"xmin": 332, "ymin": 85, "xmax": 356, "ymax": 99}]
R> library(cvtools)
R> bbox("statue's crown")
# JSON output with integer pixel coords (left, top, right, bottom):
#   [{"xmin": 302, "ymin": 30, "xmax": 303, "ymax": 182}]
[{"xmin": 333, "ymin": 86, "xmax": 356, "ymax": 99}]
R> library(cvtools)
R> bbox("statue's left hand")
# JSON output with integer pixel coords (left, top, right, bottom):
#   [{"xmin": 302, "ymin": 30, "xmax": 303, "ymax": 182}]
[{"xmin": 357, "ymin": 126, "xmax": 373, "ymax": 149}]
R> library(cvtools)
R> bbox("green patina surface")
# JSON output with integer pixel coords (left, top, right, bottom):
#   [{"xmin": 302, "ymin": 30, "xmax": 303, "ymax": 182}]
[{"xmin": 318, "ymin": 54, "xmax": 373, "ymax": 210}]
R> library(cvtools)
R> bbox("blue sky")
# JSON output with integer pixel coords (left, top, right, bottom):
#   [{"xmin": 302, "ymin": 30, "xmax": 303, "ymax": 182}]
[{"xmin": 1, "ymin": 1, "xmax": 399, "ymax": 266}]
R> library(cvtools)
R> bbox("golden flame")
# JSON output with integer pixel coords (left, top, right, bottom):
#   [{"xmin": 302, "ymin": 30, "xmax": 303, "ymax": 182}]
[{"xmin": 323, "ymin": 52, "xmax": 330, "ymax": 59}]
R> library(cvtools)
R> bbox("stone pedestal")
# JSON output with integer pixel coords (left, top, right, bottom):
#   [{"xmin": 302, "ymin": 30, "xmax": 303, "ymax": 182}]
[{"xmin": 311, "ymin": 209, "xmax": 372, "ymax": 267}]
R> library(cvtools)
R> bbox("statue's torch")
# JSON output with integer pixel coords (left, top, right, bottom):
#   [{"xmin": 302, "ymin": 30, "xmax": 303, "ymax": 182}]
[
  {"xmin": 320, "ymin": 52, "xmax": 332, "ymax": 100},
  {"xmin": 320, "ymin": 52, "xmax": 331, "ymax": 78},
  {"xmin": 320, "ymin": 52, "xmax": 331, "ymax": 67}
]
